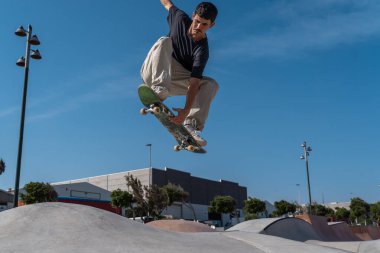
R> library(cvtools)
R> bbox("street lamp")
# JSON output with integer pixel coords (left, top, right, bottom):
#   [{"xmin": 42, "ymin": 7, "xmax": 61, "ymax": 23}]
[
  {"xmin": 146, "ymin": 144, "xmax": 152, "ymax": 168},
  {"xmin": 300, "ymin": 141, "xmax": 313, "ymax": 215},
  {"xmin": 13, "ymin": 25, "xmax": 42, "ymax": 208}
]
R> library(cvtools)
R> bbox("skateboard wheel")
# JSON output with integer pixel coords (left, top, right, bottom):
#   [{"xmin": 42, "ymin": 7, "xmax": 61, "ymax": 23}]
[
  {"xmin": 152, "ymin": 106, "xmax": 161, "ymax": 115},
  {"xmin": 186, "ymin": 145, "xmax": 195, "ymax": 152},
  {"xmin": 174, "ymin": 145, "xmax": 181, "ymax": 152},
  {"xmin": 140, "ymin": 108, "xmax": 148, "ymax": 115}
]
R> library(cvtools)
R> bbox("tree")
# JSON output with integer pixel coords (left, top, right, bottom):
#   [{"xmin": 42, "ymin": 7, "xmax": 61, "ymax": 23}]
[
  {"xmin": 0, "ymin": 159, "xmax": 5, "ymax": 175},
  {"xmin": 145, "ymin": 184, "xmax": 169, "ymax": 218},
  {"xmin": 370, "ymin": 202, "xmax": 380, "ymax": 225},
  {"xmin": 210, "ymin": 195, "xmax": 236, "ymax": 214},
  {"xmin": 244, "ymin": 213, "xmax": 259, "ymax": 220},
  {"xmin": 244, "ymin": 197, "xmax": 266, "ymax": 220},
  {"xmin": 162, "ymin": 183, "xmax": 198, "ymax": 219},
  {"xmin": 124, "ymin": 174, "xmax": 170, "ymax": 220},
  {"xmin": 312, "ymin": 204, "xmax": 335, "ymax": 218},
  {"xmin": 162, "ymin": 183, "xmax": 189, "ymax": 206},
  {"xmin": 273, "ymin": 200, "xmax": 296, "ymax": 217},
  {"xmin": 20, "ymin": 182, "xmax": 57, "ymax": 204},
  {"xmin": 307, "ymin": 202, "xmax": 335, "ymax": 218},
  {"xmin": 111, "ymin": 188, "xmax": 134, "ymax": 216},
  {"xmin": 125, "ymin": 174, "xmax": 147, "ymax": 217},
  {"xmin": 350, "ymin": 197, "xmax": 370, "ymax": 225},
  {"xmin": 335, "ymin": 207, "xmax": 350, "ymax": 222},
  {"xmin": 326, "ymin": 207, "xmax": 336, "ymax": 220}
]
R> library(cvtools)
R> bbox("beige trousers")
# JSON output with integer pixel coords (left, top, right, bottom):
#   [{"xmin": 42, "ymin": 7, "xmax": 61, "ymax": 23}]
[{"xmin": 140, "ymin": 37, "xmax": 219, "ymax": 130}]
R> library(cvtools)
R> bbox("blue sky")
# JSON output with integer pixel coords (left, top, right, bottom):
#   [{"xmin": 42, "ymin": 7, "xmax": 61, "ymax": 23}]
[{"xmin": 1, "ymin": 0, "xmax": 380, "ymax": 205}]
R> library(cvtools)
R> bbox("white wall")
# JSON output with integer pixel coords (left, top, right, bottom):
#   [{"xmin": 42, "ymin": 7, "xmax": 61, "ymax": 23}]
[
  {"xmin": 54, "ymin": 168, "xmax": 152, "ymax": 192},
  {"xmin": 53, "ymin": 182, "xmax": 112, "ymax": 201},
  {"xmin": 161, "ymin": 202, "xmax": 209, "ymax": 221}
]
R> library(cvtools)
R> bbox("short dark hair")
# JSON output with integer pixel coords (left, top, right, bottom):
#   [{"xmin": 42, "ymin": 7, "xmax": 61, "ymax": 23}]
[{"xmin": 195, "ymin": 2, "xmax": 218, "ymax": 23}]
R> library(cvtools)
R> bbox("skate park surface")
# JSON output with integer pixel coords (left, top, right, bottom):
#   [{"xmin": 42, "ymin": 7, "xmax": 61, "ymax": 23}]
[
  {"xmin": 146, "ymin": 219, "xmax": 215, "ymax": 232},
  {"xmin": 0, "ymin": 202, "xmax": 379, "ymax": 253}
]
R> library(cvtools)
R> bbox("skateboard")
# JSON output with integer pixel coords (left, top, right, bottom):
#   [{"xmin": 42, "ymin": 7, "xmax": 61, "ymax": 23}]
[{"xmin": 138, "ymin": 84, "xmax": 206, "ymax": 154}]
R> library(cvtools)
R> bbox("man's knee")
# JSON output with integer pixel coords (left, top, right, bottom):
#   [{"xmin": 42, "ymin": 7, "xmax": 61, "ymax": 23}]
[{"xmin": 202, "ymin": 77, "xmax": 219, "ymax": 94}]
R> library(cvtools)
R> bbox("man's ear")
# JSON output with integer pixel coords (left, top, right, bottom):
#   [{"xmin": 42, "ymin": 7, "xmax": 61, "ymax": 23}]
[{"xmin": 192, "ymin": 13, "xmax": 195, "ymax": 19}]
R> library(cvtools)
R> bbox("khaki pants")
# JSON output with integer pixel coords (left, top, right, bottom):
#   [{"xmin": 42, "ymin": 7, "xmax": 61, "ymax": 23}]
[{"xmin": 140, "ymin": 37, "xmax": 219, "ymax": 130}]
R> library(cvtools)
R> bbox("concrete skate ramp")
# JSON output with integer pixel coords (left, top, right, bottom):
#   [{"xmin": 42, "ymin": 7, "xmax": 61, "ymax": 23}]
[
  {"xmin": 146, "ymin": 219, "xmax": 215, "ymax": 232},
  {"xmin": 351, "ymin": 226, "xmax": 380, "ymax": 241},
  {"xmin": 1, "ymin": 203, "xmax": 374, "ymax": 253},
  {"xmin": 227, "ymin": 217, "xmax": 283, "ymax": 233},
  {"xmin": 297, "ymin": 215, "xmax": 361, "ymax": 241},
  {"xmin": 225, "ymin": 217, "xmax": 380, "ymax": 253},
  {"xmin": 0, "ymin": 202, "xmax": 261, "ymax": 253},
  {"xmin": 228, "ymin": 216, "xmax": 363, "ymax": 243},
  {"xmin": 357, "ymin": 240, "xmax": 380, "ymax": 253},
  {"xmin": 329, "ymin": 222, "xmax": 362, "ymax": 241},
  {"xmin": 227, "ymin": 221, "xmax": 354, "ymax": 253},
  {"xmin": 227, "ymin": 218, "xmax": 380, "ymax": 252},
  {"xmin": 228, "ymin": 217, "xmax": 322, "ymax": 242},
  {"xmin": 261, "ymin": 217, "xmax": 323, "ymax": 241},
  {"xmin": 307, "ymin": 240, "xmax": 380, "ymax": 253}
]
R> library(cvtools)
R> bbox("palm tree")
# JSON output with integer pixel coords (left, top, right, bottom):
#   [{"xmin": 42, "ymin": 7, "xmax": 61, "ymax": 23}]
[{"xmin": 0, "ymin": 159, "xmax": 5, "ymax": 175}]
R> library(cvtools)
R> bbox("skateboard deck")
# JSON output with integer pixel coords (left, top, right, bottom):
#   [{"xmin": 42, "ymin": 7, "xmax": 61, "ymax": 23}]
[{"xmin": 138, "ymin": 84, "xmax": 206, "ymax": 153}]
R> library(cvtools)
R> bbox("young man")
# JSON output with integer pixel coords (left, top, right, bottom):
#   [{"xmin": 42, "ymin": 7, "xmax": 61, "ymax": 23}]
[{"xmin": 140, "ymin": 1, "xmax": 219, "ymax": 147}]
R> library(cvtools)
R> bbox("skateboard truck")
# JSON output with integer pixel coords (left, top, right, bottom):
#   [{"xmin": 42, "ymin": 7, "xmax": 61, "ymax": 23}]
[
  {"xmin": 173, "ymin": 134, "xmax": 198, "ymax": 152},
  {"xmin": 174, "ymin": 143, "xmax": 197, "ymax": 152},
  {"xmin": 140, "ymin": 104, "xmax": 161, "ymax": 115},
  {"xmin": 140, "ymin": 104, "xmax": 175, "ymax": 117}
]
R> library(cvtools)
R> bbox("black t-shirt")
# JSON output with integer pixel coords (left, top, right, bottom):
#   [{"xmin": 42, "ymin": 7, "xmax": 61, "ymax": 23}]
[{"xmin": 167, "ymin": 6, "xmax": 209, "ymax": 79}]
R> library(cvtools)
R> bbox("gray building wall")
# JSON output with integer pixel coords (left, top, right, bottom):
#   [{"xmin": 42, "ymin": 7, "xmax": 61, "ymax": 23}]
[
  {"xmin": 54, "ymin": 167, "xmax": 247, "ymax": 209},
  {"xmin": 55, "ymin": 168, "xmax": 152, "ymax": 192},
  {"xmin": 152, "ymin": 168, "xmax": 247, "ymax": 209}
]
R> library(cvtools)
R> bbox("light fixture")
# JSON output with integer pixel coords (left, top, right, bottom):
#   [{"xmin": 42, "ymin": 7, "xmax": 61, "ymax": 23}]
[
  {"xmin": 31, "ymin": 49, "xmax": 42, "ymax": 60},
  {"xmin": 16, "ymin": 56, "xmax": 26, "ymax": 67},
  {"xmin": 15, "ymin": 26, "xmax": 27, "ymax": 37},
  {"xmin": 29, "ymin": 35, "xmax": 40, "ymax": 45}
]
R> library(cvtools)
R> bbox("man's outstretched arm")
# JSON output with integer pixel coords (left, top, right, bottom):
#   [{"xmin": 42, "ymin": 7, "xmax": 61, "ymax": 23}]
[{"xmin": 160, "ymin": 0, "xmax": 173, "ymax": 10}]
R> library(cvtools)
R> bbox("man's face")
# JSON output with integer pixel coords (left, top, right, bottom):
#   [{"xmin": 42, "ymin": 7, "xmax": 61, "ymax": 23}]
[{"xmin": 190, "ymin": 14, "xmax": 215, "ymax": 39}]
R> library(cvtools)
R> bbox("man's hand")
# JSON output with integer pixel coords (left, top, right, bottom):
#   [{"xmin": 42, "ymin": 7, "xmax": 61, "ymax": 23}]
[
  {"xmin": 170, "ymin": 108, "xmax": 190, "ymax": 125},
  {"xmin": 160, "ymin": 0, "xmax": 173, "ymax": 10},
  {"xmin": 170, "ymin": 77, "xmax": 201, "ymax": 125}
]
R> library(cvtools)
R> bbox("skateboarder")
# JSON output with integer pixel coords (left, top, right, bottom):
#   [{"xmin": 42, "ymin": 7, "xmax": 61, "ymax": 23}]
[{"xmin": 140, "ymin": 1, "xmax": 219, "ymax": 147}]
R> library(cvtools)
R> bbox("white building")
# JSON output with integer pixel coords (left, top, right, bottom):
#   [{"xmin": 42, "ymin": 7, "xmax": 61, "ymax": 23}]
[{"xmin": 53, "ymin": 167, "xmax": 247, "ymax": 225}]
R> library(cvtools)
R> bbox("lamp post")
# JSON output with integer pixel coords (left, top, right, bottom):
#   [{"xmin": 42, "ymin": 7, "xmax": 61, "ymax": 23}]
[
  {"xmin": 13, "ymin": 25, "xmax": 42, "ymax": 208},
  {"xmin": 300, "ymin": 141, "xmax": 312, "ymax": 215},
  {"xmin": 146, "ymin": 144, "xmax": 152, "ymax": 168}
]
